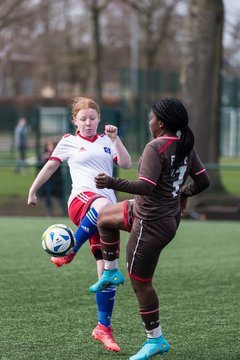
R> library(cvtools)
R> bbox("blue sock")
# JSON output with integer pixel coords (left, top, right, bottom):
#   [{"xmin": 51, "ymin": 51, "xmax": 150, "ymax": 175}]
[
  {"xmin": 96, "ymin": 286, "xmax": 116, "ymax": 327},
  {"xmin": 73, "ymin": 207, "xmax": 98, "ymax": 253}
]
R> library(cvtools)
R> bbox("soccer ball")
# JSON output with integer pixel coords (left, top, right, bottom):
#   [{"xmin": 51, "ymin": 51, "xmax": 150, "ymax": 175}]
[{"xmin": 42, "ymin": 224, "xmax": 76, "ymax": 257}]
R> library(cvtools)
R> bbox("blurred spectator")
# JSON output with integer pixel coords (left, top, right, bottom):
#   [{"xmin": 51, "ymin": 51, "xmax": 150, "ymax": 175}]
[
  {"xmin": 38, "ymin": 140, "xmax": 67, "ymax": 217},
  {"xmin": 14, "ymin": 117, "xmax": 28, "ymax": 174}
]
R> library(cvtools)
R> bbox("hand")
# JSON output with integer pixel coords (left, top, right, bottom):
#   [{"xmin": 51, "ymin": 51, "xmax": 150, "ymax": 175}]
[
  {"xmin": 94, "ymin": 172, "xmax": 111, "ymax": 189},
  {"xmin": 105, "ymin": 125, "xmax": 118, "ymax": 142},
  {"xmin": 28, "ymin": 192, "xmax": 38, "ymax": 206},
  {"xmin": 51, "ymin": 251, "xmax": 76, "ymax": 267},
  {"xmin": 180, "ymin": 195, "xmax": 188, "ymax": 216}
]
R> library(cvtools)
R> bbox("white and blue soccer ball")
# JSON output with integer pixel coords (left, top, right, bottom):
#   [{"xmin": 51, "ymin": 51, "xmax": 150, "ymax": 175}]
[{"xmin": 42, "ymin": 224, "xmax": 76, "ymax": 257}]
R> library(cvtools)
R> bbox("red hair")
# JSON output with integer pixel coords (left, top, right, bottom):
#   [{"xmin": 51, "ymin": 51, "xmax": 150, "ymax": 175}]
[{"xmin": 71, "ymin": 97, "xmax": 100, "ymax": 119}]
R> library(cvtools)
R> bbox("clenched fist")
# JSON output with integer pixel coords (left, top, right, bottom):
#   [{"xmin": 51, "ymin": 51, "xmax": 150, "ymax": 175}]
[
  {"xmin": 94, "ymin": 173, "xmax": 111, "ymax": 189},
  {"xmin": 105, "ymin": 125, "xmax": 118, "ymax": 142}
]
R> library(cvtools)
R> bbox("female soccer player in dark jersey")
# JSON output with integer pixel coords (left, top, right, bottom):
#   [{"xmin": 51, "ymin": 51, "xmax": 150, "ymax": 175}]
[{"xmin": 89, "ymin": 98, "xmax": 210, "ymax": 360}]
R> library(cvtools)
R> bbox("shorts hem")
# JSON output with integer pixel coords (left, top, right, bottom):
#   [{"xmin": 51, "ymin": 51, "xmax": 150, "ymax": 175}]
[{"xmin": 128, "ymin": 271, "xmax": 152, "ymax": 282}]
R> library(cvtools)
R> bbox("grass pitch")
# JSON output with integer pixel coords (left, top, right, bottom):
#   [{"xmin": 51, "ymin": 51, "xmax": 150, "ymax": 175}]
[{"xmin": 0, "ymin": 217, "xmax": 239, "ymax": 360}]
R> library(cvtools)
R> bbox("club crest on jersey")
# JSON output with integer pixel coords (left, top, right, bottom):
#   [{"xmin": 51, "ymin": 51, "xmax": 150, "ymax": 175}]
[
  {"xmin": 104, "ymin": 147, "xmax": 111, "ymax": 154},
  {"xmin": 79, "ymin": 147, "xmax": 86, "ymax": 152}
]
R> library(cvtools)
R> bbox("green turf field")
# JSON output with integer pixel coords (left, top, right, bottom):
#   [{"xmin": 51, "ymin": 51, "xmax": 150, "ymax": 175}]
[{"xmin": 0, "ymin": 217, "xmax": 239, "ymax": 360}]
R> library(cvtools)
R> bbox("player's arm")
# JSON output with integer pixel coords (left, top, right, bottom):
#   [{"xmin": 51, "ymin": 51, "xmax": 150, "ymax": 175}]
[
  {"xmin": 28, "ymin": 159, "xmax": 60, "ymax": 206},
  {"xmin": 179, "ymin": 171, "xmax": 210, "ymax": 198},
  {"xmin": 180, "ymin": 153, "xmax": 210, "ymax": 199},
  {"xmin": 95, "ymin": 173, "xmax": 154, "ymax": 194},
  {"xmin": 95, "ymin": 144, "xmax": 160, "ymax": 195},
  {"xmin": 105, "ymin": 125, "xmax": 132, "ymax": 169}
]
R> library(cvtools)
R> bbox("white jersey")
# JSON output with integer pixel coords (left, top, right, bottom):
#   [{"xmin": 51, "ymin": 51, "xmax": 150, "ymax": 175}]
[{"xmin": 50, "ymin": 133, "xmax": 118, "ymax": 206}]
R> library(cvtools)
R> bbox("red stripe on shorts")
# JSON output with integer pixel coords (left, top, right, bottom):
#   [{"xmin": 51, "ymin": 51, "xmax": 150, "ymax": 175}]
[{"xmin": 128, "ymin": 271, "xmax": 152, "ymax": 282}]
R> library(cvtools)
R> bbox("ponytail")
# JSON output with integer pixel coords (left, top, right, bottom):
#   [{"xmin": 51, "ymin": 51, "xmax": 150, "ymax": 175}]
[{"xmin": 172, "ymin": 127, "xmax": 195, "ymax": 174}]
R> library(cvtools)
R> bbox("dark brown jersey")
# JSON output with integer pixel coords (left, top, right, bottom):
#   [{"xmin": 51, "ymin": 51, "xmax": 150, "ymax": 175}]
[
  {"xmin": 106, "ymin": 136, "xmax": 210, "ymax": 221},
  {"xmin": 134, "ymin": 136, "xmax": 208, "ymax": 220}
]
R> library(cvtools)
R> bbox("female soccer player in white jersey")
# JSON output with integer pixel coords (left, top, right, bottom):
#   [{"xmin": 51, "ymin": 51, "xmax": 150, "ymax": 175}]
[{"xmin": 27, "ymin": 97, "xmax": 132, "ymax": 352}]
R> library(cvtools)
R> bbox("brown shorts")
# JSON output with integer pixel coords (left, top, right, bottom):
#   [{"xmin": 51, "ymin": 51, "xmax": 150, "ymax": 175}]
[{"xmin": 126, "ymin": 215, "xmax": 181, "ymax": 281}]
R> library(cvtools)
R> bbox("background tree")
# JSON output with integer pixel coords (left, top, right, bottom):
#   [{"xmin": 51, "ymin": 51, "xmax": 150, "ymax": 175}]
[
  {"xmin": 181, "ymin": 0, "xmax": 225, "ymax": 198},
  {"xmin": 118, "ymin": 0, "xmax": 184, "ymax": 152},
  {"xmin": 83, "ymin": 0, "xmax": 112, "ymax": 104},
  {"xmin": 223, "ymin": 18, "xmax": 240, "ymax": 75},
  {"xmin": 0, "ymin": 0, "xmax": 29, "ymax": 31},
  {"xmin": 0, "ymin": 0, "xmax": 185, "ymax": 99},
  {"xmin": 122, "ymin": 0, "xmax": 182, "ymax": 70},
  {"xmin": 0, "ymin": 0, "xmax": 36, "ymax": 96}
]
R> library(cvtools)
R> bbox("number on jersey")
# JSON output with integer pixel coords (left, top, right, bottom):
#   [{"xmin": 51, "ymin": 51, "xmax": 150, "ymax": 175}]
[{"xmin": 171, "ymin": 156, "xmax": 187, "ymax": 197}]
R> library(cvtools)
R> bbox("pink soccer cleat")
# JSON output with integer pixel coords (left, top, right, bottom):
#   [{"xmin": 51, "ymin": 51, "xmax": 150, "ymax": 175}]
[
  {"xmin": 92, "ymin": 324, "xmax": 121, "ymax": 352},
  {"xmin": 51, "ymin": 251, "xmax": 76, "ymax": 267}
]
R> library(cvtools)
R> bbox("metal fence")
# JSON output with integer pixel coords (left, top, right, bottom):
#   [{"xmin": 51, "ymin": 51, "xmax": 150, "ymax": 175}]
[
  {"xmin": 220, "ymin": 106, "xmax": 240, "ymax": 157},
  {"xmin": 1, "ymin": 71, "xmax": 240, "ymax": 160}
]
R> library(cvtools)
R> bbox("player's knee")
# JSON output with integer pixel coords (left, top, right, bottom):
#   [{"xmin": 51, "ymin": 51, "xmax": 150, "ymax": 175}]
[
  {"xmin": 130, "ymin": 277, "xmax": 152, "ymax": 293},
  {"xmin": 92, "ymin": 197, "xmax": 110, "ymax": 213},
  {"xmin": 97, "ymin": 211, "xmax": 106, "ymax": 227}
]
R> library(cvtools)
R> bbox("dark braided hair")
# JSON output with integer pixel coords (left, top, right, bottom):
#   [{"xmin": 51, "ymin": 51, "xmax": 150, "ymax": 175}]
[{"xmin": 152, "ymin": 98, "xmax": 195, "ymax": 174}]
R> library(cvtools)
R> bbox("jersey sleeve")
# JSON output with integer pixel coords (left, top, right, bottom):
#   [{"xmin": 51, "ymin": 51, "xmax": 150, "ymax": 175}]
[
  {"xmin": 50, "ymin": 136, "xmax": 71, "ymax": 163},
  {"xmin": 138, "ymin": 144, "xmax": 162, "ymax": 185},
  {"xmin": 188, "ymin": 150, "xmax": 207, "ymax": 177}
]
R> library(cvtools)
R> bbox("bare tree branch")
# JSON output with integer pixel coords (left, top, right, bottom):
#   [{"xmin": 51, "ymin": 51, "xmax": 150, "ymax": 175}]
[
  {"xmin": 122, "ymin": 0, "xmax": 181, "ymax": 68},
  {"xmin": 0, "ymin": 0, "xmax": 35, "ymax": 31}
]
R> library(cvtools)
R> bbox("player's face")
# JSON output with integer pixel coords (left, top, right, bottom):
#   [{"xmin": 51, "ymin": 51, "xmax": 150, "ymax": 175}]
[
  {"xmin": 74, "ymin": 108, "xmax": 100, "ymax": 138},
  {"xmin": 149, "ymin": 111, "xmax": 160, "ymax": 138}
]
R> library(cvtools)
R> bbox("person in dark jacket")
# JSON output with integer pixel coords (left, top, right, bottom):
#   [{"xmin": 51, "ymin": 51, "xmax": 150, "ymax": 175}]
[{"xmin": 14, "ymin": 117, "xmax": 28, "ymax": 174}]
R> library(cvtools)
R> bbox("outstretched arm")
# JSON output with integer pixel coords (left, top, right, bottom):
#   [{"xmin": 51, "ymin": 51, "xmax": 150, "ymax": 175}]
[
  {"xmin": 28, "ymin": 159, "xmax": 60, "ymax": 206},
  {"xmin": 95, "ymin": 172, "xmax": 155, "ymax": 195}
]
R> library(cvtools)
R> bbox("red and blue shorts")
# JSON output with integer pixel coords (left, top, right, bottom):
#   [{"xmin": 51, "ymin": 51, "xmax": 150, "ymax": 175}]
[
  {"xmin": 68, "ymin": 192, "xmax": 103, "ymax": 257},
  {"xmin": 68, "ymin": 194, "xmax": 134, "ymax": 259}
]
